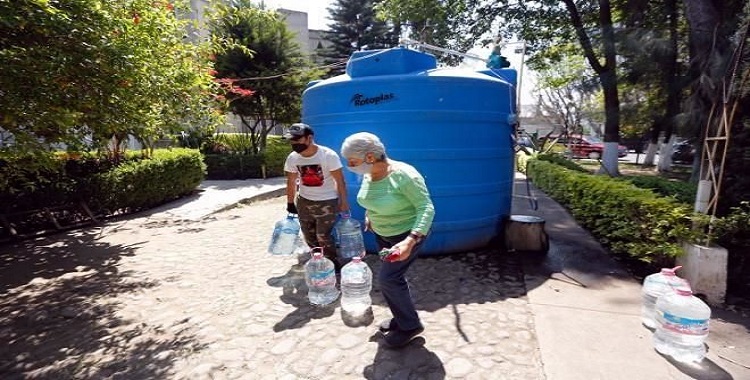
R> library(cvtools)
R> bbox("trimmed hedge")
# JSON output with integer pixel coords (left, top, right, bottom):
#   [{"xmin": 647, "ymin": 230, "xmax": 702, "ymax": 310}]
[
  {"xmin": 526, "ymin": 159, "xmax": 702, "ymax": 265},
  {"xmin": 516, "ymin": 151, "xmax": 587, "ymax": 175},
  {"xmin": 619, "ymin": 175, "xmax": 696, "ymax": 205},
  {"xmin": 1, "ymin": 148, "xmax": 205, "ymax": 236},
  {"xmin": 94, "ymin": 148, "xmax": 205, "ymax": 213}
]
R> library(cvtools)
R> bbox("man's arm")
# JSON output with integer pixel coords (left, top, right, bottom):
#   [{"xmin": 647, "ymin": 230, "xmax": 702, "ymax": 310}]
[
  {"xmin": 329, "ymin": 168, "xmax": 349, "ymax": 212},
  {"xmin": 286, "ymin": 171, "xmax": 298, "ymax": 204}
]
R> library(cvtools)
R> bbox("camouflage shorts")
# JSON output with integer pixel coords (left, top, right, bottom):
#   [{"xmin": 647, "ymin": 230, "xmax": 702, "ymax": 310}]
[{"xmin": 296, "ymin": 196, "xmax": 339, "ymax": 263}]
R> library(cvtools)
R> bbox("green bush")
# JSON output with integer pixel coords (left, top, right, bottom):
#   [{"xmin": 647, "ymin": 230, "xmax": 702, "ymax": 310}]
[
  {"xmin": 527, "ymin": 159, "xmax": 702, "ymax": 265},
  {"xmin": 1, "ymin": 152, "xmax": 124, "ymax": 215},
  {"xmin": 515, "ymin": 151, "xmax": 532, "ymax": 174},
  {"xmin": 203, "ymin": 135, "xmax": 291, "ymax": 179},
  {"xmin": 204, "ymin": 154, "xmax": 264, "ymax": 179},
  {"xmin": 214, "ymin": 133, "xmax": 254, "ymax": 155},
  {"xmin": 620, "ymin": 175, "xmax": 696, "ymax": 205},
  {"xmin": 537, "ymin": 153, "xmax": 588, "ymax": 172},
  {"xmin": 1, "ymin": 149, "xmax": 204, "ymax": 236},
  {"xmin": 265, "ymin": 136, "xmax": 292, "ymax": 175},
  {"xmin": 515, "ymin": 152, "xmax": 586, "ymax": 175},
  {"xmin": 95, "ymin": 148, "xmax": 205, "ymax": 213},
  {"xmin": 712, "ymin": 202, "xmax": 750, "ymax": 291}
]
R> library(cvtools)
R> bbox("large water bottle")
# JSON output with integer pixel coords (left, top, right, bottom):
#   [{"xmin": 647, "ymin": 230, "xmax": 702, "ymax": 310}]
[
  {"xmin": 641, "ymin": 266, "xmax": 689, "ymax": 329},
  {"xmin": 304, "ymin": 248, "xmax": 340, "ymax": 305},
  {"xmin": 340, "ymin": 256, "xmax": 372, "ymax": 315},
  {"xmin": 268, "ymin": 214, "xmax": 301, "ymax": 256},
  {"xmin": 653, "ymin": 286, "xmax": 711, "ymax": 363},
  {"xmin": 334, "ymin": 213, "xmax": 365, "ymax": 260}
]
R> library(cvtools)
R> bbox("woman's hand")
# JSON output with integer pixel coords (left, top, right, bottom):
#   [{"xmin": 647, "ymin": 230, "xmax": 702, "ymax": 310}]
[
  {"xmin": 364, "ymin": 214, "xmax": 372, "ymax": 232},
  {"xmin": 390, "ymin": 236, "xmax": 418, "ymax": 262}
]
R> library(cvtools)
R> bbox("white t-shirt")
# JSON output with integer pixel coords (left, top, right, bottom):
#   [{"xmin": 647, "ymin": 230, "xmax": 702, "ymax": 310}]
[{"xmin": 284, "ymin": 145, "xmax": 343, "ymax": 201}]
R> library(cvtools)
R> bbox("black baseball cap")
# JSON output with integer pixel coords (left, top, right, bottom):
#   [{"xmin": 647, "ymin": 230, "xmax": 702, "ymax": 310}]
[{"xmin": 283, "ymin": 123, "xmax": 314, "ymax": 140}]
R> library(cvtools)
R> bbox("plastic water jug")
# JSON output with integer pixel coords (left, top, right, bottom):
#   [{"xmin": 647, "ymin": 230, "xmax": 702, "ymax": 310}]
[
  {"xmin": 304, "ymin": 247, "xmax": 340, "ymax": 305},
  {"xmin": 653, "ymin": 286, "xmax": 711, "ymax": 363},
  {"xmin": 641, "ymin": 266, "xmax": 689, "ymax": 329},
  {"xmin": 334, "ymin": 213, "xmax": 365, "ymax": 260},
  {"xmin": 268, "ymin": 214, "xmax": 301, "ymax": 256},
  {"xmin": 340, "ymin": 256, "xmax": 372, "ymax": 314}
]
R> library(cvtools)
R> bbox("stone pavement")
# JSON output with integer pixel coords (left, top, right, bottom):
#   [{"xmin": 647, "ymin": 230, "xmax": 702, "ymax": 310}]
[
  {"xmin": 1, "ymin": 175, "xmax": 749, "ymax": 380},
  {"xmin": 0, "ymin": 188, "xmax": 543, "ymax": 379}
]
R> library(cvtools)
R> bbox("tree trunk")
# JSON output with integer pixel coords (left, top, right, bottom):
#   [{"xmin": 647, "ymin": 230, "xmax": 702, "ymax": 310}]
[
  {"xmin": 683, "ymin": 0, "xmax": 721, "ymax": 182},
  {"xmin": 599, "ymin": 67, "xmax": 621, "ymax": 175},
  {"xmin": 563, "ymin": 0, "xmax": 621, "ymax": 176},
  {"xmin": 657, "ymin": 134, "xmax": 676, "ymax": 172},
  {"xmin": 656, "ymin": 0, "xmax": 681, "ymax": 173}
]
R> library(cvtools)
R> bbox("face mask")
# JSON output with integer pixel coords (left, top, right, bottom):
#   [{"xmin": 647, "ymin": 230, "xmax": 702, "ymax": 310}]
[
  {"xmin": 291, "ymin": 143, "xmax": 308, "ymax": 153},
  {"xmin": 347, "ymin": 162, "xmax": 373, "ymax": 175}
]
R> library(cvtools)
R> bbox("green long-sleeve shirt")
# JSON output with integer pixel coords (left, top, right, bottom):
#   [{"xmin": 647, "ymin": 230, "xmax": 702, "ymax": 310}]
[{"xmin": 356, "ymin": 160, "xmax": 435, "ymax": 237}]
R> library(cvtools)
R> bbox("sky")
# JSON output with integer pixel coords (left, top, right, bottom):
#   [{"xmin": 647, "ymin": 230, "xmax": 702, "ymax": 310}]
[{"xmin": 264, "ymin": 0, "xmax": 536, "ymax": 107}]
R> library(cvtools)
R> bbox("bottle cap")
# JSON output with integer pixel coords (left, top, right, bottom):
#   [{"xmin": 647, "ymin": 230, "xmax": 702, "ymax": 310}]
[
  {"xmin": 311, "ymin": 247, "xmax": 324, "ymax": 258},
  {"xmin": 674, "ymin": 286, "xmax": 692, "ymax": 296},
  {"xmin": 660, "ymin": 266, "xmax": 682, "ymax": 275},
  {"xmin": 378, "ymin": 248, "xmax": 391, "ymax": 259}
]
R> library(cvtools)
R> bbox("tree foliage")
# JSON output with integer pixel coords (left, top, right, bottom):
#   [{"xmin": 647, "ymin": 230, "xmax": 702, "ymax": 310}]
[
  {"xmin": 460, "ymin": 0, "xmax": 623, "ymax": 174},
  {"xmin": 322, "ymin": 0, "xmax": 400, "ymax": 75},
  {"xmin": 208, "ymin": 0, "xmax": 322, "ymax": 155},
  {"xmin": 0, "ymin": 0, "xmax": 222, "ymax": 158},
  {"xmin": 534, "ymin": 44, "xmax": 599, "ymax": 137},
  {"xmin": 617, "ymin": 0, "xmax": 687, "ymax": 166},
  {"xmin": 709, "ymin": 2, "xmax": 750, "ymax": 215},
  {"xmin": 374, "ymin": 0, "xmax": 474, "ymax": 65}
]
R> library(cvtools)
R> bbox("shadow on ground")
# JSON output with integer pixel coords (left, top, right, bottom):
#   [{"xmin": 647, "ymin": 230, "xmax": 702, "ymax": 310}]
[
  {"xmin": 0, "ymin": 230, "xmax": 203, "ymax": 380},
  {"xmin": 364, "ymin": 336, "xmax": 445, "ymax": 379},
  {"xmin": 266, "ymin": 252, "xmax": 336, "ymax": 332},
  {"xmin": 268, "ymin": 240, "xmax": 529, "ymax": 338},
  {"xmin": 661, "ymin": 353, "xmax": 733, "ymax": 380}
]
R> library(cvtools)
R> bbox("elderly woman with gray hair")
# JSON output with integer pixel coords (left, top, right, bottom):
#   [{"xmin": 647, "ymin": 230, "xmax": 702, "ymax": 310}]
[{"xmin": 340, "ymin": 132, "xmax": 435, "ymax": 348}]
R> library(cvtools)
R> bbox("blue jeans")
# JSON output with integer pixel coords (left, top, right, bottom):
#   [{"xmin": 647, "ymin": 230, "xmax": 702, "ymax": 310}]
[{"xmin": 375, "ymin": 231, "xmax": 425, "ymax": 331}]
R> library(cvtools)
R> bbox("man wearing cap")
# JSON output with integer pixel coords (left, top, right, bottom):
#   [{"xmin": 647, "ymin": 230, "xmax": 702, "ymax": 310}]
[{"xmin": 283, "ymin": 123, "xmax": 349, "ymax": 267}]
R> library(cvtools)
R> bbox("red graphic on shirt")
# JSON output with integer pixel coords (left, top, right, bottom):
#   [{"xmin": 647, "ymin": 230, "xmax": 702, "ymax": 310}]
[{"xmin": 298, "ymin": 165, "xmax": 324, "ymax": 187}]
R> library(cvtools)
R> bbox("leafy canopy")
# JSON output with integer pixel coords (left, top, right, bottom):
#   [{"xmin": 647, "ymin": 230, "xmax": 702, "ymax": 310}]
[
  {"xmin": 208, "ymin": 0, "xmax": 322, "ymax": 154},
  {"xmin": 0, "ymin": 0, "xmax": 222, "ymax": 156}
]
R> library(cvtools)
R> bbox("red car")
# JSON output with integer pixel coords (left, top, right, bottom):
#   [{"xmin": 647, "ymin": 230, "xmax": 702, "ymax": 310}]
[{"xmin": 565, "ymin": 136, "xmax": 628, "ymax": 159}]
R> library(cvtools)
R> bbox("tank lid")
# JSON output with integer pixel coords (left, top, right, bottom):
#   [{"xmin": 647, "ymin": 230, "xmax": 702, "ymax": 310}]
[{"xmin": 346, "ymin": 47, "xmax": 437, "ymax": 78}]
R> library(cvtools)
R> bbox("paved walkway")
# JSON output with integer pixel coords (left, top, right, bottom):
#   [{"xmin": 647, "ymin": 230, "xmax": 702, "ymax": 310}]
[
  {"xmin": 146, "ymin": 178, "xmax": 287, "ymax": 222},
  {"xmin": 512, "ymin": 174, "xmax": 750, "ymax": 380},
  {"xmin": 0, "ymin": 175, "xmax": 748, "ymax": 380}
]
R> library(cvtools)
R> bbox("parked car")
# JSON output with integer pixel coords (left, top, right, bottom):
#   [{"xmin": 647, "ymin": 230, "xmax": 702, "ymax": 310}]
[
  {"xmin": 671, "ymin": 139, "xmax": 696, "ymax": 164},
  {"xmin": 562, "ymin": 135, "xmax": 628, "ymax": 159}
]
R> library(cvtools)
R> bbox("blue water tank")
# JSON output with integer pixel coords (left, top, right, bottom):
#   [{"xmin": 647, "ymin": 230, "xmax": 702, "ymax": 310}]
[{"xmin": 302, "ymin": 47, "xmax": 517, "ymax": 255}]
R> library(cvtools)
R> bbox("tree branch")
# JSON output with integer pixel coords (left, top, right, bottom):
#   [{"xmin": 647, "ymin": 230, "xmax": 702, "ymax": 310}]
[{"xmin": 561, "ymin": 0, "xmax": 604, "ymax": 73}]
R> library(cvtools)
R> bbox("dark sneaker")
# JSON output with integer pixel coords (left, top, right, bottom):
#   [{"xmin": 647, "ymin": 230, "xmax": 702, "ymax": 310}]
[
  {"xmin": 378, "ymin": 318, "xmax": 397, "ymax": 333},
  {"xmin": 383, "ymin": 326, "xmax": 424, "ymax": 348}
]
